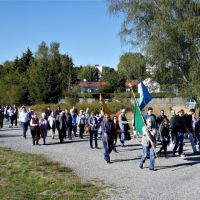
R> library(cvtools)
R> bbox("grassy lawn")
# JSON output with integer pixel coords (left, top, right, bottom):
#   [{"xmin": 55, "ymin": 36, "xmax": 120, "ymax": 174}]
[{"xmin": 0, "ymin": 147, "xmax": 102, "ymax": 200}]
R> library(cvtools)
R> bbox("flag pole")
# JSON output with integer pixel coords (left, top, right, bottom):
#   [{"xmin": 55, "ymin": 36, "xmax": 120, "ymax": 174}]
[{"xmin": 129, "ymin": 85, "xmax": 160, "ymax": 162}]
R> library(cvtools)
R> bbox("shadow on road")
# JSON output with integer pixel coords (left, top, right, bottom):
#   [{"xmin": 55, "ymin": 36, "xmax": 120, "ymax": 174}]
[
  {"xmin": 156, "ymin": 158, "xmax": 200, "ymax": 171},
  {"xmin": 112, "ymin": 157, "xmax": 141, "ymax": 163},
  {"xmin": 45, "ymin": 138, "xmax": 91, "ymax": 145}
]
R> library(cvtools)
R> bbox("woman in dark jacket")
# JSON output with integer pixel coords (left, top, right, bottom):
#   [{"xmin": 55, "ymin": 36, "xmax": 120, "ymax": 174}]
[
  {"xmin": 158, "ymin": 118, "xmax": 170, "ymax": 157},
  {"xmin": 30, "ymin": 113, "xmax": 40, "ymax": 145}
]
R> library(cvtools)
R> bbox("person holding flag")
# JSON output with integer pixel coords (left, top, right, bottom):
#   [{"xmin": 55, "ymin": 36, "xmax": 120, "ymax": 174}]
[
  {"xmin": 131, "ymin": 81, "xmax": 157, "ymax": 170},
  {"xmin": 139, "ymin": 117, "xmax": 156, "ymax": 170}
]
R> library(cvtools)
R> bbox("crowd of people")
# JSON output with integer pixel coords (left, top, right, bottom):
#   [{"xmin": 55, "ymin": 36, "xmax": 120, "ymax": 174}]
[
  {"xmin": 140, "ymin": 107, "xmax": 200, "ymax": 170},
  {"xmin": 1, "ymin": 104, "xmax": 200, "ymax": 169}
]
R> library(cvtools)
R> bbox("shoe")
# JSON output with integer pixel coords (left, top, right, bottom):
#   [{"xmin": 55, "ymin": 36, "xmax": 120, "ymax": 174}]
[
  {"xmin": 95, "ymin": 146, "xmax": 99, "ymax": 149},
  {"xmin": 90, "ymin": 146, "xmax": 94, "ymax": 149},
  {"xmin": 107, "ymin": 161, "xmax": 111, "ymax": 164},
  {"xmin": 149, "ymin": 168, "xmax": 155, "ymax": 171},
  {"xmin": 180, "ymin": 154, "xmax": 185, "ymax": 158},
  {"xmin": 139, "ymin": 163, "xmax": 143, "ymax": 169}
]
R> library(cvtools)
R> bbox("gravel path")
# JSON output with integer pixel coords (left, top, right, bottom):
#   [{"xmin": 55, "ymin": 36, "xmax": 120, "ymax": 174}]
[{"xmin": 0, "ymin": 124, "xmax": 200, "ymax": 200}]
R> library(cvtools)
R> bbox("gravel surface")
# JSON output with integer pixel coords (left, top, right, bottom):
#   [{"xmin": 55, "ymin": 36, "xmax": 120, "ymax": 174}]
[{"xmin": 0, "ymin": 124, "xmax": 200, "ymax": 200}]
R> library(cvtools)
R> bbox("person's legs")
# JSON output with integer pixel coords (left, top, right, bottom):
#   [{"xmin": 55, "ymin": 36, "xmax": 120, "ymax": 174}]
[
  {"xmin": 139, "ymin": 145, "xmax": 147, "ymax": 168},
  {"xmin": 67, "ymin": 127, "xmax": 72, "ymax": 140},
  {"xmin": 79, "ymin": 124, "xmax": 84, "ymax": 138},
  {"xmin": 90, "ymin": 131, "xmax": 94, "ymax": 148},
  {"xmin": 30, "ymin": 129, "xmax": 36, "ymax": 145},
  {"xmin": 102, "ymin": 140, "xmax": 110, "ymax": 163},
  {"xmin": 94, "ymin": 131, "xmax": 98, "ymax": 148},
  {"xmin": 178, "ymin": 132, "xmax": 184, "ymax": 156},
  {"xmin": 173, "ymin": 134, "xmax": 179, "ymax": 156},
  {"xmin": 163, "ymin": 141, "xmax": 168, "ymax": 156},
  {"xmin": 188, "ymin": 132, "xmax": 197, "ymax": 153},
  {"xmin": 149, "ymin": 146, "xmax": 155, "ymax": 170},
  {"xmin": 120, "ymin": 132, "xmax": 125, "ymax": 146}
]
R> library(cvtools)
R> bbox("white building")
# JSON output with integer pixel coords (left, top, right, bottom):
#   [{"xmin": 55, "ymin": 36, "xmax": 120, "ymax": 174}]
[{"xmin": 143, "ymin": 78, "xmax": 160, "ymax": 93}]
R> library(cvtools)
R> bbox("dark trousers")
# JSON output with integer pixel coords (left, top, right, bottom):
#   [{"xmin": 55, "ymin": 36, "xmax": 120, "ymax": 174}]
[
  {"xmin": 90, "ymin": 130, "xmax": 98, "ymax": 148},
  {"xmin": 173, "ymin": 132, "xmax": 184, "ymax": 155},
  {"xmin": 72, "ymin": 124, "xmax": 77, "ymax": 137},
  {"xmin": 67, "ymin": 126, "xmax": 72, "ymax": 140},
  {"xmin": 158, "ymin": 140, "xmax": 169, "ymax": 155},
  {"xmin": 14, "ymin": 114, "xmax": 17, "ymax": 126},
  {"xmin": 79, "ymin": 124, "xmax": 84, "ymax": 138},
  {"xmin": 102, "ymin": 139, "xmax": 113, "ymax": 162},
  {"xmin": 0, "ymin": 120, "xmax": 3, "ymax": 128},
  {"xmin": 58, "ymin": 127, "xmax": 66, "ymax": 142},
  {"xmin": 30, "ymin": 129, "xmax": 39, "ymax": 145}
]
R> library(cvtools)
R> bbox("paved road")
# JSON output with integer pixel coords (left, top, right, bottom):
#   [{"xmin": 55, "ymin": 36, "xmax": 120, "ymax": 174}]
[{"xmin": 0, "ymin": 125, "xmax": 200, "ymax": 200}]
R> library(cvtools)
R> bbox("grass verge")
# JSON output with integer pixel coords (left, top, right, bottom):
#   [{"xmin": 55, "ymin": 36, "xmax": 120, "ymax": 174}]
[{"xmin": 0, "ymin": 147, "xmax": 102, "ymax": 200}]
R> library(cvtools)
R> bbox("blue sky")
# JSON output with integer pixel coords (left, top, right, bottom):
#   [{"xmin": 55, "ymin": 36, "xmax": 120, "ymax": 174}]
[{"xmin": 0, "ymin": 0, "xmax": 135, "ymax": 69}]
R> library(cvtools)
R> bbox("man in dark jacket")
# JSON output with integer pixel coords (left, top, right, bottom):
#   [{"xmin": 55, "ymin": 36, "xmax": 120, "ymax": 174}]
[
  {"xmin": 65, "ymin": 109, "xmax": 72, "ymax": 140},
  {"xmin": 170, "ymin": 109, "xmax": 187, "ymax": 157},
  {"xmin": 185, "ymin": 109, "xmax": 198, "ymax": 154},
  {"xmin": 101, "ymin": 114, "xmax": 115, "ymax": 163}
]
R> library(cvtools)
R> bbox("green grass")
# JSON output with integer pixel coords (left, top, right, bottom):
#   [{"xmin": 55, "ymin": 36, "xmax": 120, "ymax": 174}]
[{"xmin": 0, "ymin": 148, "xmax": 102, "ymax": 200}]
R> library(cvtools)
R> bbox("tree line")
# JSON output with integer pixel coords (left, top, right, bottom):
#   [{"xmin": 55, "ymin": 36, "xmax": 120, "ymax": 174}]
[{"xmin": 0, "ymin": 41, "xmax": 147, "ymax": 105}]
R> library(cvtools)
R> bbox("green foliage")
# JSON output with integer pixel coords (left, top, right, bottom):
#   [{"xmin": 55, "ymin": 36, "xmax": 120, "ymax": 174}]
[
  {"xmin": 117, "ymin": 52, "xmax": 147, "ymax": 81},
  {"xmin": 65, "ymin": 85, "xmax": 80, "ymax": 105},
  {"xmin": 77, "ymin": 65, "xmax": 99, "ymax": 82},
  {"xmin": 108, "ymin": 0, "xmax": 200, "ymax": 96},
  {"xmin": 100, "ymin": 68, "xmax": 126, "ymax": 92},
  {"xmin": 99, "ymin": 85, "xmax": 114, "ymax": 93},
  {"xmin": 0, "ymin": 41, "xmax": 75, "ymax": 105}
]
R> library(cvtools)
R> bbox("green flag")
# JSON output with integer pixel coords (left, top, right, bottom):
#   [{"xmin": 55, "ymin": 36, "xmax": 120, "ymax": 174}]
[{"xmin": 133, "ymin": 98, "xmax": 146, "ymax": 135}]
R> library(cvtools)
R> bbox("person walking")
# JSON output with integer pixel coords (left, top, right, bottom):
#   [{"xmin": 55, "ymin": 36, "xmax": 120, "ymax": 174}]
[
  {"xmin": 139, "ymin": 117, "xmax": 156, "ymax": 171},
  {"xmin": 88, "ymin": 111, "xmax": 99, "ymax": 149},
  {"xmin": 19, "ymin": 106, "xmax": 30, "ymax": 139},
  {"xmin": 71, "ymin": 111, "xmax": 78, "ymax": 137},
  {"xmin": 56, "ymin": 111, "xmax": 67, "ymax": 143},
  {"xmin": 39, "ymin": 113, "xmax": 48, "ymax": 145},
  {"xmin": 65, "ymin": 109, "xmax": 72, "ymax": 140},
  {"xmin": 77, "ymin": 110, "xmax": 86, "ymax": 139},
  {"xmin": 13, "ymin": 105, "xmax": 18, "ymax": 126},
  {"xmin": 30, "ymin": 113, "xmax": 40, "ymax": 145},
  {"xmin": 157, "ymin": 118, "xmax": 170, "ymax": 157},
  {"xmin": 101, "ymin": 114, "xmax": 115, "ymax": 163},
  {"xmin": 118, "ymin": 109, "xmax": 129, "ymax": 146},
  {"xmin": 185, "ymin": 109, "xmax": 198, "ymax": 154},
  {"xmin": 48, "ymin": 111, "xmax": 56, "ymax": 139},
  {"xmin": 113, "ymin": 115, "xmax": 120, "ymax": 152},
  {"xmin": 7, "ymin": 105, "xmax": 15, "ymax": 127},
  {"xmin": 171, "ymin": 109, "xmax": 187, "ymax": 157},
  {"xmin": 0, "ymin": 105, "xmax": 4, "ymax": 128}
]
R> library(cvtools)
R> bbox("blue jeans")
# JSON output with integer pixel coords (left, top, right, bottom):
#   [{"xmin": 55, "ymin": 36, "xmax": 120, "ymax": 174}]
[
  {"xmin": 120, "ymin": 132, "xmax": 125, "ymax": 145},
  {"xmin": 102, "ymin": 139, "xmax": 113, "ymax": 162},
  {"xmin": 173, "ymin": 132, "xmax": 184, "ymax": 155},
  {"xmin": 188, "ymin": 132, "xmax": 197, "ymax": 153},
  {"xmin": 21, "ymin": 122, "xmax": 28, "ymax": 138},
  {"xmin": 140, "ymin": 145, "xmax": 155, "ymax": 170}
]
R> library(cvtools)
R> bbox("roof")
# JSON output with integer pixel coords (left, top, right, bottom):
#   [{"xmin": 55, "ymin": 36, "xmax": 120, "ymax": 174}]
[
  {"xmin": 125, "ymin": 80, "xmax": 138, "ymax": 87},
  {"xmin": 79, "ymin": 81, "xmax": 109, "ymax": 87}
]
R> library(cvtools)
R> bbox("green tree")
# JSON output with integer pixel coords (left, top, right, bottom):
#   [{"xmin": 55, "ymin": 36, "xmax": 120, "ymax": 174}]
[
  {"xmin": 117, "ymin": 52, "xmax": 146, "ymax": 81},
  {"xmin": 77, "ymin": 65, "xmax": 99, "ymax": 82},
  {"xmin": 108, "ymin": 0, "xmax": 200, "ymax": 94},
  {"xmin": 28, "ymin": 41, "xmax": 74, "ymax": 103}
]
